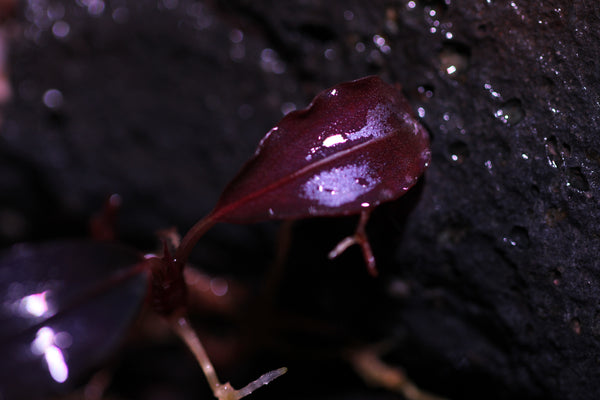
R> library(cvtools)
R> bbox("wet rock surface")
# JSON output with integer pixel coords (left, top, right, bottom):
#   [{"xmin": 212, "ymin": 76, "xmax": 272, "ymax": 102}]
[{"xmin": 2, "ymin": 1, "xmax": 599, "ymax": 399}]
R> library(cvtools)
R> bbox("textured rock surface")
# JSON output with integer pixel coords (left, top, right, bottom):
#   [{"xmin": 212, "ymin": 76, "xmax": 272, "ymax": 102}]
[{"xmin": 2, "ymin": 1, "xmax": 599, "ymax": 399}]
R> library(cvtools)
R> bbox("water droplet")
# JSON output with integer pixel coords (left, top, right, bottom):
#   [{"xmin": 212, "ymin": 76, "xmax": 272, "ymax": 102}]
[
  {"xmin": 484, "ymin": 159, "xmax": 493, "ymax": 173},
  {"xmin": 566, "ymin": 167, "xmax": 589, "ymax": 191},
  {"xmin": 372, "ymin": 34, "xmax": 391, "ymax": 54},
  {"xmin": 228, "ymin": 29, "xmax": 243, "ymax": 43},
  {"xmin": 494, "ymin": 99, "xmax": 525, "ymax": 126},
  {"xmin": 260, "ymin": 48, "xmax": 286, "ymax": 74},
  {"xmin": 484, "ymin": 82, "xmax": 502, "ymax": 99},
  {"xmin": 324, "ymin": 48, "xmax": 336, "ymax": 60},
  {"xmin": 210, "ymin": 277, "xmax": 228, "ymax": 297},
  {"xmin": 551, "ymin": 268, "xmax": 562, "ymax": 286},
  {"xmin": 439, "ymin": 42, "xmax": 470, "ymax": 78},
  {"xmin": 343, "ymin": 10, "xmax": 354, "ymax": 21},
  {"xmin": 448, "ymin": 141, "xmax": 469, "ymax": 164},
  {"xmin": 544, "ymin": 136, "xmax": 562, "ymax": 168},
  {"xmin": 503, "ymin": 226, "xmax": 530, "ymax": 248},
  {"xmin": 187, "ymin": 2, "xmax": 213, "ymax": 29},
  {"xmin": 86, "ymin": 0, "xmax": 105, "ymax": 16},
  {"xmin": 230, "ymin": 43, "xmax": 245, "ymax": 61},
  {"xmin": 43, "ymin": 89, "xmax": 63, "ymax": 109},
  {"xmin": 51, "ymin": 21, "xmax": 70, "ymax": 38},
  {"xmin": 417, "ymin": 84, "xmax": 435, "ymax": 100}
]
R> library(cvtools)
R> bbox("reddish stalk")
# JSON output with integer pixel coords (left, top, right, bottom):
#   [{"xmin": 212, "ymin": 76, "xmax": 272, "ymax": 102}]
[
  {"xmin": 328, "ymin": 209, "xmax": 377, "ymax": 276},
  {"xmin": 166, "ymin": 212, "xmax": 287, "ymax": 400},
  {"xmin": 173, "ymin": 210, "xmax": 219, "ymax": 267}
]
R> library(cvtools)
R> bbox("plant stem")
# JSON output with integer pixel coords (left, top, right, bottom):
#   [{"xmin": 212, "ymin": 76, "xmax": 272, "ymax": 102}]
[
  {"xmin": 172, "ymin": 315, "xmax": 222, "ymax": 392},
  {"xmin": 173, "ymin": 210, "xmax": 219, "ymax": 267},
  {"xmin": 171, "ymin": 315, "xmax": 287, "ymax": 400},
  {"xmin": 327, "ymin": 209, "xmax": 377, "ymax": 276}
]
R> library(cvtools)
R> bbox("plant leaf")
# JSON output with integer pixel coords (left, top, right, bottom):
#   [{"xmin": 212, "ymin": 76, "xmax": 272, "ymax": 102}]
[
  {"xmin": 212, "ymin": 76, "xmax": 430, "ymax": 223},
  {"xmin": 0, "ymin": 240, "xmax": 148, "ymax": 400}
]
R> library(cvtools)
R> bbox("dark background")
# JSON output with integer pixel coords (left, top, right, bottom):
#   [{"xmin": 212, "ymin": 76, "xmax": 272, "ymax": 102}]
[{"xmin": 2, "ymin": 1, "xmax": 600, "ymax": 399}]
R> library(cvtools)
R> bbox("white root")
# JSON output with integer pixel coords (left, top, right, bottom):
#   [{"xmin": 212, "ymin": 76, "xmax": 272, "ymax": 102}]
[
  {"xmin": 348, "ymin": 346, "xmax": 448, "ymax": 400},
  {"xmin": 171, "ymin": 316, "xmax": 286, "ymax": 400}
]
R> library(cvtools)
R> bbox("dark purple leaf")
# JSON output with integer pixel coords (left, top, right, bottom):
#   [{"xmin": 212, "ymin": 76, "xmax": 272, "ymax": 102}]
[
  {"xmin": 212, "ymin": 76, "xmax": 430, "ymax": 223},
  {"xmin": 0, "ymin": 240, "xmax": 149, "ymax": 400}
]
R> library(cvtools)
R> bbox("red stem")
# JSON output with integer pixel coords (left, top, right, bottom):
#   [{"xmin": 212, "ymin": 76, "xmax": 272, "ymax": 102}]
[{"xmin": 173, "ymin": 209, "xmax": 220, "ymax": 267}]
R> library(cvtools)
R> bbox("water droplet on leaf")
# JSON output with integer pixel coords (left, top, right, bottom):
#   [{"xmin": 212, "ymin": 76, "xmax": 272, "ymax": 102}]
[{"xmin": 211, "ymin": 76, "xmax": 431, "ymax": 223}]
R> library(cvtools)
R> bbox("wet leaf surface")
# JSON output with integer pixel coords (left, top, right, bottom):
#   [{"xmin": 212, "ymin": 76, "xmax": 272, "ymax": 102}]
[
  {"xmin": 0, "ymin": 240, "xmax": 149, "ymax": 400},
  {"xmin": 213, "ymin": 76, "xmax": 430, "ymax": 223}
]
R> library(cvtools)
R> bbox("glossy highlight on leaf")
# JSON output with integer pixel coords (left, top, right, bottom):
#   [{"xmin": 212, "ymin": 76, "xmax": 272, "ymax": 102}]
[
  {"xmin": 0, "ymin": 240, "xmax": 149, "ymax": 400},
  {"xmin": 212, "ymin": 76, "xmax": 431, "ymax": 223}
]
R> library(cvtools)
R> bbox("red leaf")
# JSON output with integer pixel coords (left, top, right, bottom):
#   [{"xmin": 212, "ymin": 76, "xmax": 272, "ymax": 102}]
[
  {"xmin": 0, "ymin": 240, "xmax": 149, "ymax": 399},
  {"xmin": 212, "ymin": 76, "xmax": 430, "ymax": 223}
]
